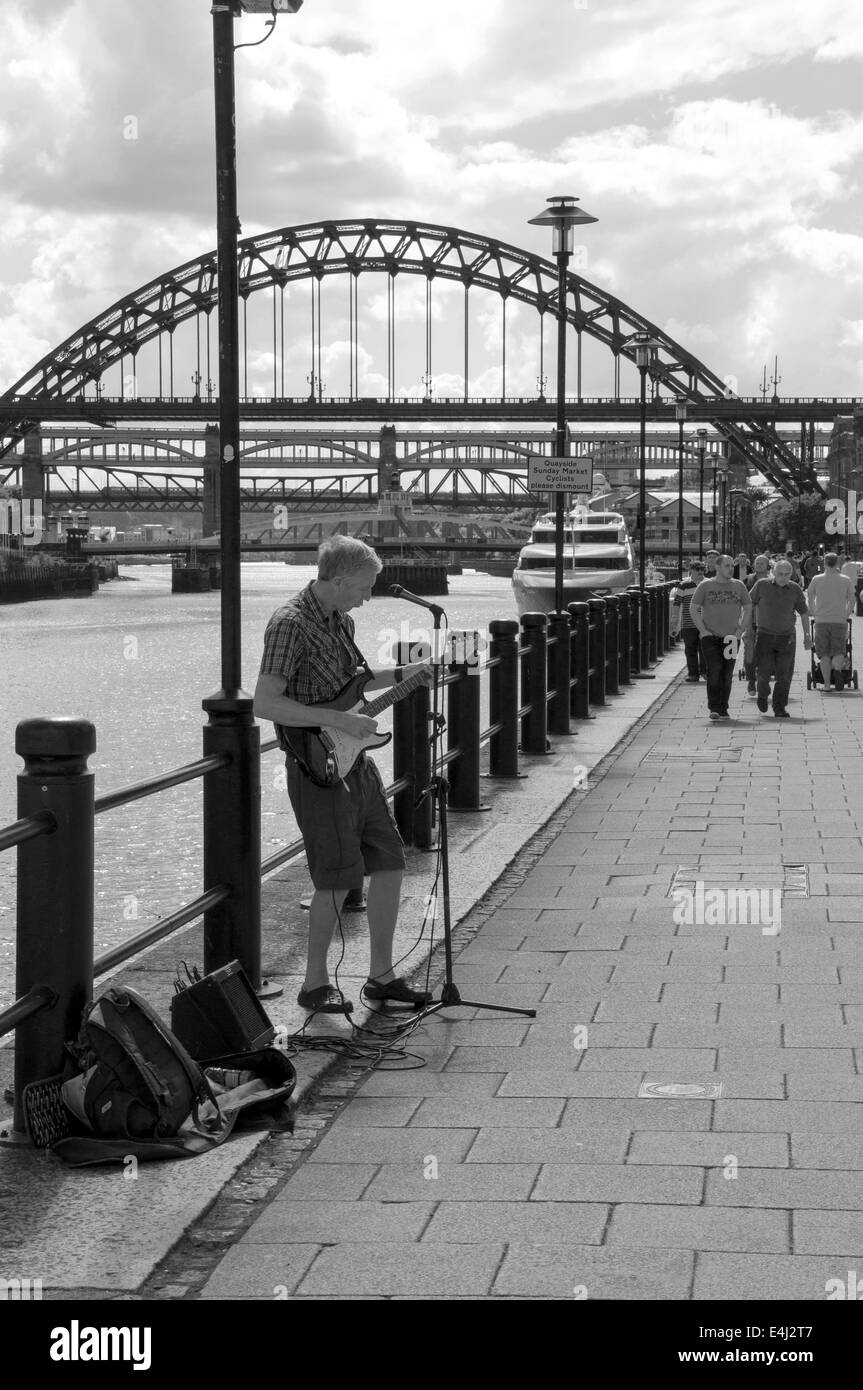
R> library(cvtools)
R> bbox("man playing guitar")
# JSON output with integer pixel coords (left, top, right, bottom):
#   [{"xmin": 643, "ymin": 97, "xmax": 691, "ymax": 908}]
[{"xmin": 253, "ymin": 535, "xmax": 434, "ymax": 1014}]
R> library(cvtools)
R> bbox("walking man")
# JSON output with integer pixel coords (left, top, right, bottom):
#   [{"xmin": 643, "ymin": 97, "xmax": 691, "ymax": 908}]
[
  {"xmin": 742, "ymin": 554, "xmax": 769, "ymax": 695},
  {"xmin": 748, "ymin": 558, "xmax": 811, "ymax": 718},
  {"xmin": 807, "ymin": 552, "xmax": 854, "ymax": 691},
  {"xmin": 690, "ymin": 553, "xmax": 751, "ymax": 722},
  {"xmin": 253, "ymin": 535, "xmax": 434, "ymax": 1013},
  {"xmin": 671, "ymin": 559, "xmax": 706, "ymax": 681}
]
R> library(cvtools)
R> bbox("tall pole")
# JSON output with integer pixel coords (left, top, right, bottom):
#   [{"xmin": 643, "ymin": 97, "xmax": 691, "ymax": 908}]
[
  {"xmin": 638, "ymin": 362, "xmax": 647, "ymax": 591},
  {"xmin": 554, "ymin": 247, "xmax": 569, "ymax": 615},
  {"xmin": 711, "ymin": 455, "xmax": 718, "ymax": 549},
  {"xmin": 676, "ymin": 404, "xmax": 686, "ymax": 580},
  {"xmin": 698, "ymin": 430, "xmax": 706, "ymax": 559},
  {"xmin": 213, "ymin": 2, "xmax": 242, "ymax": 697}
]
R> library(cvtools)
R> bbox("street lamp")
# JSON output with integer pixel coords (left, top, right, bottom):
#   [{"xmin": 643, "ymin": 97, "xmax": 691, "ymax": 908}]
[
  {"xmin": 718, "ymin": 461, "xmax": 729, "ymax": 553},
  {"xmin": 528, "ymin": 195, "xmax": 598, "ymax": 615},
  {"xmin": 625, "ymin": 331, "xmax": 662, "ymax": 592},
  {"xmin": 697, "ymin": 428, "xmax": 708, "ymax": 558},
  {"xmin": 711, "ymin": 448, "xmax": 720, "ymax": 548},
  {"xmin": 675, "ymin": 401, "xmax": 687, "ymax": 580}
]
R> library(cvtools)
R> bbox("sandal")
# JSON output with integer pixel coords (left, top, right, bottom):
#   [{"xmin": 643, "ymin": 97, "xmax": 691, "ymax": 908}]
[
  {"xmin": 296, "ymin": 984, "xmax": 354, "ymax": 1014},
  {"xmin": 363, "ymin": 976, "xmax": 433, "ymax": 1007}
]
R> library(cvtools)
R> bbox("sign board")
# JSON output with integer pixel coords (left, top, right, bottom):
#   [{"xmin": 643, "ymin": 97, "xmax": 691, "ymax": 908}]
[{"xmin": 528, "ymin": 456, "xmax": 593, "ymax": 493}]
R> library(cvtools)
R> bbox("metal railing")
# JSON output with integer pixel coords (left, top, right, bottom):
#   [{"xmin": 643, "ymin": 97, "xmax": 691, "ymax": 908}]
[{"xmin": 0, "ymin": 584, "xmax": 677, "ymax": 1134}]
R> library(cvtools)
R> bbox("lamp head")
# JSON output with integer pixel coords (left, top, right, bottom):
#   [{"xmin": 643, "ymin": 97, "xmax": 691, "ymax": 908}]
[
  {"xmin": 528, "ymin": 195, "xmax": 597, "ymax": 254},
  {"xmin": 240, "ymin": 1, "xmax": 303, "ymax": 12},
  {"xmin": 625, "ymin": 329, "xmax": 663, "ymax": 370}
]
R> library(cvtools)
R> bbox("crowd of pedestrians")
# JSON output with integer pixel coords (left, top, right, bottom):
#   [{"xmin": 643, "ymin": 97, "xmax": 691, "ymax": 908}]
[{"xmin": 671, "ymin": 547, "xmax": 860, "ymax": 722}]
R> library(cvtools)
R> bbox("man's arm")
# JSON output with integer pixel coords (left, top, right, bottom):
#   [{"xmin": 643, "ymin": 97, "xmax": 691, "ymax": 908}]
[
  {"xmin": 735, "ymin": 599, "xmax": 752, "ymax": 639},
  {"xmin": 689, "ymin": 600, "xmax": 708, "ymax": 636},
  {"xmin": 253, "ymin": 672, "xmax": 376, "ymax": 736}
]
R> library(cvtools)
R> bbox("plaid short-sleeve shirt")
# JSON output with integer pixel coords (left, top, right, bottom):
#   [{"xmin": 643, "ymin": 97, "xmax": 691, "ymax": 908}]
[{"xmin": 258, "ymin": 583, "xmax": 363, "ymax": 708}]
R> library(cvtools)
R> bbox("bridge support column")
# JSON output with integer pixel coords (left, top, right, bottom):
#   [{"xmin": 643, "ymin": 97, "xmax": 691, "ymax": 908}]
[
  {"xmin": 203, "ymin": 423, "xmax": 220, "ymax": 537},
  {"xmin": 21, "ymin": 427, "xmax": 45, "ymax": 511}
]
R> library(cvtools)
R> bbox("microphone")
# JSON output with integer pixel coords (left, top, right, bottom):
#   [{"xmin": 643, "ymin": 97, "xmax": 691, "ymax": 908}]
[{"xmin": 388, "ymin": 584, "xmax": 445, "ymax": 617}]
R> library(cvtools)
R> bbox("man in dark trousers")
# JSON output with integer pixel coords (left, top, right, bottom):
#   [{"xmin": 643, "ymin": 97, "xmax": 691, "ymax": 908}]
[
  {"xmin": 671, "ymin": 559, "xmax": 706, "ymax": 681},
  {"xmin": 690, "ymin": 554, "xmax": 751, "ymax": 722},
  {"xmin": 742, "ymin": 553, "xmax": 769, "ymax": 695},
  {"xmin": 749, "ymin": 558, "xmax": 811, "ymax": 718},
  {"xmin": 253, "ymin": 535, "xmax": 433, "ymax": 1013}
]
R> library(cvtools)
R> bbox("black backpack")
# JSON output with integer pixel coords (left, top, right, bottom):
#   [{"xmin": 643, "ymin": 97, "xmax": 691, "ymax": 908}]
[{"xmin": 64, "ymin": 985, "xmax": 220, "ymax": 1141}]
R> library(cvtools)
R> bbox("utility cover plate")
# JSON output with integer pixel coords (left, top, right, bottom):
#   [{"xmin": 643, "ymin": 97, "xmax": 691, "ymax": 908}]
[{"xmin": 638, "ymin": 1081, "xmax": 723, "ymax": 1100}]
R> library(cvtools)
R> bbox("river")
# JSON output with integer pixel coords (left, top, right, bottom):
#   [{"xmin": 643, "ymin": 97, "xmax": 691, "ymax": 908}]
[{"xmin": 0, "ymin": 562, "xmax": 516, "ymax": 1004}]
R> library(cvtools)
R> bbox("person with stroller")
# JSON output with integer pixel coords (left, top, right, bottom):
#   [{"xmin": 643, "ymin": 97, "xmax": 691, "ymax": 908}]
[{"xmin": 807, "ymin": 552, "xmax": 855, "ymax": 692}]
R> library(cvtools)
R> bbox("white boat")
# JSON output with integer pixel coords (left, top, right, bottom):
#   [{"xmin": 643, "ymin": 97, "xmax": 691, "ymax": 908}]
[{"xmin": 511, "ymin": 507, "xmax": 637, "ymax": 617}]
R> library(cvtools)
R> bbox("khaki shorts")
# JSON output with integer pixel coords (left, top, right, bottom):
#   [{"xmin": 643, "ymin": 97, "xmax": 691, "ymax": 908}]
[
  {"xmin": 286, "ymin": 754, "xmax": 406, "ymax": 889},
  {"xmin": 813, "ymin": 622, "xmax": 847, "ymax": 659}
]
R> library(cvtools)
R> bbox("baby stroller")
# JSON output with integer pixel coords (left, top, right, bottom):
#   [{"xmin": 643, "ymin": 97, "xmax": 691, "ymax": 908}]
[{"xmin": 806, "ymin": 618, "xmax": 858, "ymax": 690}]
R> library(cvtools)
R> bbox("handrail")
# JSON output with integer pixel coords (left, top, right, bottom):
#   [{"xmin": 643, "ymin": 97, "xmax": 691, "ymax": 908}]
[
  {"xmin": 93, "ymin": 884, "xmax": 231, "ymax": 978},
  {"xmin": 0, "ymin": 985, "xmax": 57, "ymax": 1041},
  {"xmin": 0, "ymin": 810, "xmax": 56, "ymax": 854},
  {"xmin": 94, "ymin": 753, "xmax": 231, "ymax": 813}
]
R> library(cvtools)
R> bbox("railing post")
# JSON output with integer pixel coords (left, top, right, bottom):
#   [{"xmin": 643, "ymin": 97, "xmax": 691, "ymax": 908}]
[
  {"xmin": 604, "ymin": 595, "xmax": 620, "ymax": 696},
  {"xmin": 14, "ymin": 717, "xmax": 95, "ymax": 1135},
  {"xmin": 616, "ymin": 592, "xmax": 632, "ymax": 687},
  {"xmin": 627, "ymin": 587, "xmax": 642, "ymax": 676},
  {"xmin": 520, "ymin": 612, "xmax": 550, "ymax": 755},
  {"xmin": 648, "ymin": 586, "xmax": 660, "ymax": 664},
  {"xmin": 588, "ymin": 597, "xmax": 607, "ymax": 706},
  {"xmin": 392, "ymin": 641, "xmax": 432, "ymax": 848},
  {"xmin": 547, "ymin": 612, "xmax": 572, "ymax": 735},
  {"xmin": 488, "ymin": 619, "xmax": 520, "ymax": 777},
  {"xmin": 202, "ymin": 693, "xmax": 262, "ymax": 987},
  {"xmin": 446, "ymin": 631, "xmax": 483, "ymax": 810},
  {"xmin": 567, "ymin": 601, "xmax": 591, "ymax": 719}
]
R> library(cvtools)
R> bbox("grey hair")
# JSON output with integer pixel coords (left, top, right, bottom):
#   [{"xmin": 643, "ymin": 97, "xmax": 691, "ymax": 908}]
[
  {"xmin": 773, "ymin": 559, "xmax": 793, "ymax": 575},
  {"xmin": 824, "ymin": 552, "xmax": 838, "ymax": 568},
  {"xmin": 317, "ymin": 534, "xmax": 382, "ymax": 581}
]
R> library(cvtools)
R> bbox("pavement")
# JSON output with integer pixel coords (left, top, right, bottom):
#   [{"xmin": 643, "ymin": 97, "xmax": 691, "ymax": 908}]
[
  {"xmin": 0, "ymin": 633, "xmax": 685, "ymax": 1295},
  {"xmin": 191, "ymin": 627, "xmax": 863, "ymax": 1302}
]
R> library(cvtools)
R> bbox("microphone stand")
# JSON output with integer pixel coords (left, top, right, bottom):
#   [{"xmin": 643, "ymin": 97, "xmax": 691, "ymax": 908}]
[{"xmin": 402, "ymin": 596, "xmax": 536, "ymax": 1022}]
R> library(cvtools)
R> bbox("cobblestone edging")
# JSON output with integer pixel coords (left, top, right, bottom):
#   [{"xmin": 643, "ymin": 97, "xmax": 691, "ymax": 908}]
[{"xmin": 60, "ymin": 671, "xmax": 686, "ymax": 1301}]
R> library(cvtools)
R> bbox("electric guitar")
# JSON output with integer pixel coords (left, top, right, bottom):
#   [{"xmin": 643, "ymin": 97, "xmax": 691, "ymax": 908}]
[{"xmin": 280, "ymin": 666, "xmax": 431, "ymax": 787}]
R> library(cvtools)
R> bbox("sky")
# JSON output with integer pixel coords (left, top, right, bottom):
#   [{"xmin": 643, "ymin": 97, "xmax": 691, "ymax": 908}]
[{"xmin": 2, "ymin": 0, "xmax": 863, "ymax": 403}]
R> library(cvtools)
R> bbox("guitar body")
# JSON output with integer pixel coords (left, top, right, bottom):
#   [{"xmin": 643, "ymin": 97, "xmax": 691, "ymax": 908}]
[{"xmin": 281, "ymin": 670, "xmax": 392, "ymax": 787}]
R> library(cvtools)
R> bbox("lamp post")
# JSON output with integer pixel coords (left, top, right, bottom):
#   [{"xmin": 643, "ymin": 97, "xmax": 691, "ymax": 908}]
[
  {"xmin": 711, "ymin": 448, "xmax": 719, "ymax": 548},
  {"xmin": 697, "ymin": 428, "xmax": 707, "ymax": 559},
  {"xmin": 626, "ymin": 331, "xmax": 662, "ymax": 591},
  {"xmin": 675, "ymin": 401, "xmax": 687, "ymax": 579},
  {"xmin": 528, "ymin": 195, "xmax": 597, "ymax": 615},
  {"xmin": 718, "ymin": 462, "xmax": 729, "ymax": 553}
]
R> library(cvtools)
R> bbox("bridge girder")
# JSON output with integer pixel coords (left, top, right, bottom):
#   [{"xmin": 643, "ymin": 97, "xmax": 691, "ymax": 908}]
[{"xmin": 0, "ymin": 218, "xmax": 826, "ymax": 496}]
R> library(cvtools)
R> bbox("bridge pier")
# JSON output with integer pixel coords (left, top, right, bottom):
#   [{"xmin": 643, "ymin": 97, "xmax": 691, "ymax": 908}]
[
  {"xmin": 203, "ymin": 423, "xmax": 220, "ymax": 537},
  {"xmin": 21, "ymin": 427, "xmax": 45, "ymax": 513}
]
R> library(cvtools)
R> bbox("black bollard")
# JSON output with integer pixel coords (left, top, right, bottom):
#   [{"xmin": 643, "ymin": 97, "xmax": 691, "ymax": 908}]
[
  {"xmin": 616, "ymin": 592, "xmax": 632, "ymax": 687},
  {"xmin": 520, "ymin": 613, "xmax": 550, "ymax": 755},
  {"xmin": 588, "ymin": 598, "xmax": 607, "ymax": 706},
  {"xmin": 604, "ymin": 595, "xmax": 620, "ymax": 696},
  {"xmin": 447, "ymin": 631, "xmax": 483, "ymax": 810},
  {"xmin": 202, "ymin": 693, "xmax": 262, "ymax": 987},
  {"xmin": 567, "ymin": 602, "xmax": 591, "ymax": 720},
  {"xmin": 14, "ymin": 717, "xmax": 96, "ymax": 1134},
  {"xmin": 547, "ymin": 612, "xmax": 572, "ymax": 735},
  {"xmin": 488, "ymin": 619, "xmax": 520, "ymax": 777},
  {"xmin": 392, "ymin": 641, "xmax": 432, "ymax": 848}
]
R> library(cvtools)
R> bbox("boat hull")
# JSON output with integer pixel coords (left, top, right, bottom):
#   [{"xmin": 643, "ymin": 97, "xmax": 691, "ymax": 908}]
[{"xmin": 511, "ymin": 566, "xmax": 638, "ymax": 617}]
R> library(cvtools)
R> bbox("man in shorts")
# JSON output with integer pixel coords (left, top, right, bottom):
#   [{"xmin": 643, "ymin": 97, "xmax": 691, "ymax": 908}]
[
  {"xmin": 807, "ymin": 552, "xmax": 855, "ymax": 692},
  {"xmin": 254, "ymin": 535, "xmax": 434, "ymax": 1013}
]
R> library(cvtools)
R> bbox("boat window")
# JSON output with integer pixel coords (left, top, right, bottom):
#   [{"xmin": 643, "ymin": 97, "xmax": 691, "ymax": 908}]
[
  {"xmin": 571, "ymin": 529, "xmax": 623, "ymax": 544},
  {"xmin": 519, "ymin": 555, "xmax": 631, "ymax": 571}
]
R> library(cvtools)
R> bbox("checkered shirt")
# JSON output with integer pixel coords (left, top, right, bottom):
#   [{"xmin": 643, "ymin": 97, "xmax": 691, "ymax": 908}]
[{"xmin": 259, "ymin": 583, "xmax": 363, "ymax": 714}]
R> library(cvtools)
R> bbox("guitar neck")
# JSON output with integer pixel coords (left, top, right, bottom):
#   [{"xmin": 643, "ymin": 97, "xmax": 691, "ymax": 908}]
[{"xmin": 362, "ymin": 668, "xmax": 429, "ymax": 719}]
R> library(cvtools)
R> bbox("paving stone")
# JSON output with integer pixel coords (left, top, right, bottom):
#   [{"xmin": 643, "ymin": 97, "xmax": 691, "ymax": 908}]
[
  {"xmin": 524, "ymin": 1021, "xmax": 654, "ymax": 1048},
  {"xmin": 651, "ymin": 1024, "xmax": 781, "ymax": 1047},
  {"xmin": 705, "ymin": 1167, "xmax": 863, "ymax": 1210},
  {"xmin": 692, "ymin": 1252, "xmax": 858, "ymax": 1300},
  {"xmin": 363, "ymin": 1163, "xmax": 539, "ymax": 1202},
  {"xmin": 239, "ymin": 1201, "xmax": 435, "ymax": 1244},
  {"xmin": 494, "ymin": 1244, "xmax": 695, "ymax": 1299},
  {"xmin": 627, "ymin": 1132, "xmax": 789, "ymax": 1167},
  {"xmin": 356, "ymin": 1072, "xmax": 505, "ymax": 1098},
  {"xmin": 561, "ymin": 1099, "xmax": 712, "ymax": 1131},
  {"xmin": 607, "ymin": 1204, "xmax": 788, "ymax": 1253},
  {"xmin": 273, "ymin": 1165, "xmax": 378, "ymax": 1201},
  {"xmin": 465, "ymin": 1128, "xmax": 631, "ymax": 1165},
  {"xmin": 306, "ymin": 1127, "xmax": 476, "ymax": 1164},
  {"xmin": 578, "ymin": 1048, "xmax": 719, "ymax": 1072},
  {"xmin": 409, "ymin": 1096, "xmax": 565, "ymax": 1128},
  {"xmin": 198, "ymin": 1244, "xmax": 321, "ymax": 1299},
  {"xmin": 421, "ymin": 1201, "xmax": 608, "ymax": 1246},
  {"xmin": 794, "ymin": 1212, "xmax": 863, "ymax": 1256},
  {"xmin": 714, "ymin": 1100, "xmax": 863, "ymax": 1134},
  {"xmin": 337, "ymin": 1096, "xmax": 424, "ymax": 1126},
  {"xmin": 497, "ymin": 1070, "xmax": 647, "ymax": 1099},
  {"xmin": 295, "ymin": 1243, "xmax": 505, "ymax": 1297},
  {"xmin": 717, "ymin": 1048, "xmax": 856, "ymax": 1074},
  {"xmin": 791, "ymin": 1135, "xmax": 863, "ymax": 1169},
  {"xmin": 533, "ymin": 1163, "xmax": 702, "ymax": 1204}
]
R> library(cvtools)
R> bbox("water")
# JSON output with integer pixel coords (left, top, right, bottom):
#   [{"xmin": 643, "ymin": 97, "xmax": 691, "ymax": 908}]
[{"xmin": 0, "ymin": 563, "xmax": 516, "ymax": 1005}]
